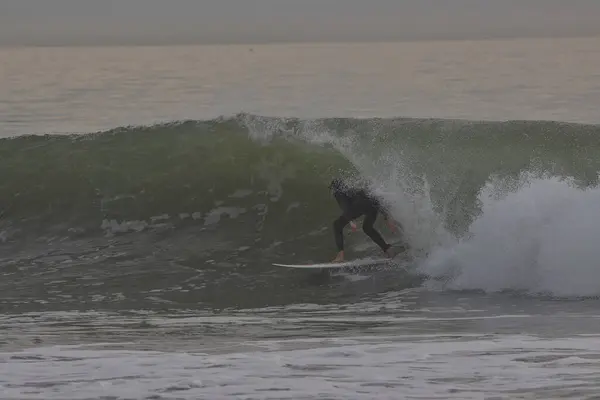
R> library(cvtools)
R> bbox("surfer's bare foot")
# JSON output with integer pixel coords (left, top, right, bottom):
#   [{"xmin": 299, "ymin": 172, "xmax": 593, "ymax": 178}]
[
  {"xmin": 332, "ymin": 251, "xmax": 344, "ymax": 263},
  {"xmin": 387, "ymin": 244, "xmax": 408, "ymax": 258},
  {"xmin": 384, "ymin": 248, "xmax": 395, "ymax": 258}
]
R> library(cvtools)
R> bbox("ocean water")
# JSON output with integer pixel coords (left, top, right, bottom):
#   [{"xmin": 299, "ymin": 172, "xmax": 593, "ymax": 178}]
[{"xmin": 2, "ymin": 37, "xmax": 600, "ymax": 399}]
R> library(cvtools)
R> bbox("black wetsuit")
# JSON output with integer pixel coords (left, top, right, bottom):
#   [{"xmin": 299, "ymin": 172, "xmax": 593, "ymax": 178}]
[{"xmin": 331, "ymin": 184, "xmax": 391, "ymax": 253}]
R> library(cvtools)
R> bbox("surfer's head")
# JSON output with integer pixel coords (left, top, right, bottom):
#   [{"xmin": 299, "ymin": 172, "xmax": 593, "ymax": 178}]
[{"xmin": 329, "ymin": 177, "xmax": 346, "ymax": 193}]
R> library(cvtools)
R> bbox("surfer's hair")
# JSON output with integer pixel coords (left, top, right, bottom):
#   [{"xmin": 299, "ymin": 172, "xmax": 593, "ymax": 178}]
[{"xmin": 329, "ymin": 178, "xmax": 346, "ymax": 191}]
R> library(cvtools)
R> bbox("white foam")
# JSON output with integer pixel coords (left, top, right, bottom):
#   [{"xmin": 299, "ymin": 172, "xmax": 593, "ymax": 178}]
[
  {"xmin": 2, "ymin": 334, "xmax": 600, "ymax": 399},
  {"xmin": 421, "ymin": 175, "xmax": 600, "ymax": 296}
]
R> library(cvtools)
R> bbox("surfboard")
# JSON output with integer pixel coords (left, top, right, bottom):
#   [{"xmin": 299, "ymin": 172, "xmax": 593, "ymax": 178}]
[{"xmin": 273, "ymin": 257, "xmax": 393, "ymax": 269}]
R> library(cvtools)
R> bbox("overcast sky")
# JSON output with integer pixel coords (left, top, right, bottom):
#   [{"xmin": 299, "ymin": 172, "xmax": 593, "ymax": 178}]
[{"xmin": 2, "ymin": 0, "xmax": 600, "ymax": 46}]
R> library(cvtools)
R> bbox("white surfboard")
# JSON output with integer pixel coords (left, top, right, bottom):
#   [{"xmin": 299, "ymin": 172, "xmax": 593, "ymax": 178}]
[{"xmin": 273, "ymin": 257, "xmax": 393, "ymax": 269}]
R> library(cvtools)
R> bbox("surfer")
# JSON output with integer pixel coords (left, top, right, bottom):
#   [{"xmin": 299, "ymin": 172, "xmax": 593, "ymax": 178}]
[{"xmin": 329, "ymin": 178, "xmax": 403, "ymax": 263}]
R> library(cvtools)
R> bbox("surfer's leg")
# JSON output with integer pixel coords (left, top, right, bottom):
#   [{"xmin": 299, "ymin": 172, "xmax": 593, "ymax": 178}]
[
  {"xmin": 333, "ymin": 215, "xmax": 351, "ymax": 251},
  {"xmin": 362, "ymin": 209, "xmax": 391, "ymax": 253},
  {"xmin": 333, "ymin": 205, "xmax": 364, "ymax": 251}
]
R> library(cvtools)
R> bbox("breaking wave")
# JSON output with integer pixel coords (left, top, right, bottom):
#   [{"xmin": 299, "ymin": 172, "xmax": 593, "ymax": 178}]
[{"xmin": 3, "ymin": 113, "xmax": 600, "ymax": 296}]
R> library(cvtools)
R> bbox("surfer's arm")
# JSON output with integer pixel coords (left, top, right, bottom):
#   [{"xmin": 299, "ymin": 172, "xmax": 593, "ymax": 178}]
[{"xmin": 334, "ymin": 194, "xmax": 358, "ymax": 231}]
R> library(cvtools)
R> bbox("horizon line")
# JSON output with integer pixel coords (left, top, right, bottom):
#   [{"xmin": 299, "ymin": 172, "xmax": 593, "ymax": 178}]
[{"xmin": 1, "ymin": 32, "xmax": 599, "ymax": 49}]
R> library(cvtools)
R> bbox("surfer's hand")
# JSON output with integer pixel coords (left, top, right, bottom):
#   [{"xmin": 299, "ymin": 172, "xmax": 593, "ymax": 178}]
[
  {"xmin": 384, "ymin": 217, "xmax": 397, "ymax": 232},
  {"xmin": 350, "ymin": 221, "xmax": 358, "ymax": 232},
  {"xmin": 387, "ymin": 221, "xmax": 397, "ymax": 232}
]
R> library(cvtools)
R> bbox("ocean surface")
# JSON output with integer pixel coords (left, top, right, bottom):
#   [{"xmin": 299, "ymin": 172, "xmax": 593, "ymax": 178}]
[{"xmin": 2, "ymin": 37, "xmax": 600, "ymax": 399}]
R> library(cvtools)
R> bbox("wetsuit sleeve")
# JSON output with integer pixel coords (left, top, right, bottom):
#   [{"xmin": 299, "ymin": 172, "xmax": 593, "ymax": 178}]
[
  {"xmin": 360, "ymin": 190, "xmax": 382, "ymax": 212},
  {"xmin": 333, "ymin": 191, "xmax": 352, "ymax": 217}
]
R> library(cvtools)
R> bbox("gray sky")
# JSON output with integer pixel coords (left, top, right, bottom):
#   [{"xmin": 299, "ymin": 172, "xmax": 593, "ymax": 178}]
[{"xmin": 2, "ymin": 0, "xmax": 600, "ymax": 46}]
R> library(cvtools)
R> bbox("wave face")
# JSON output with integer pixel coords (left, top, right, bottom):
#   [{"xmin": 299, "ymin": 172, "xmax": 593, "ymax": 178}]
[{"xmin": 3, "ymin": 114, "xmax": 600, "ymax": 297}]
